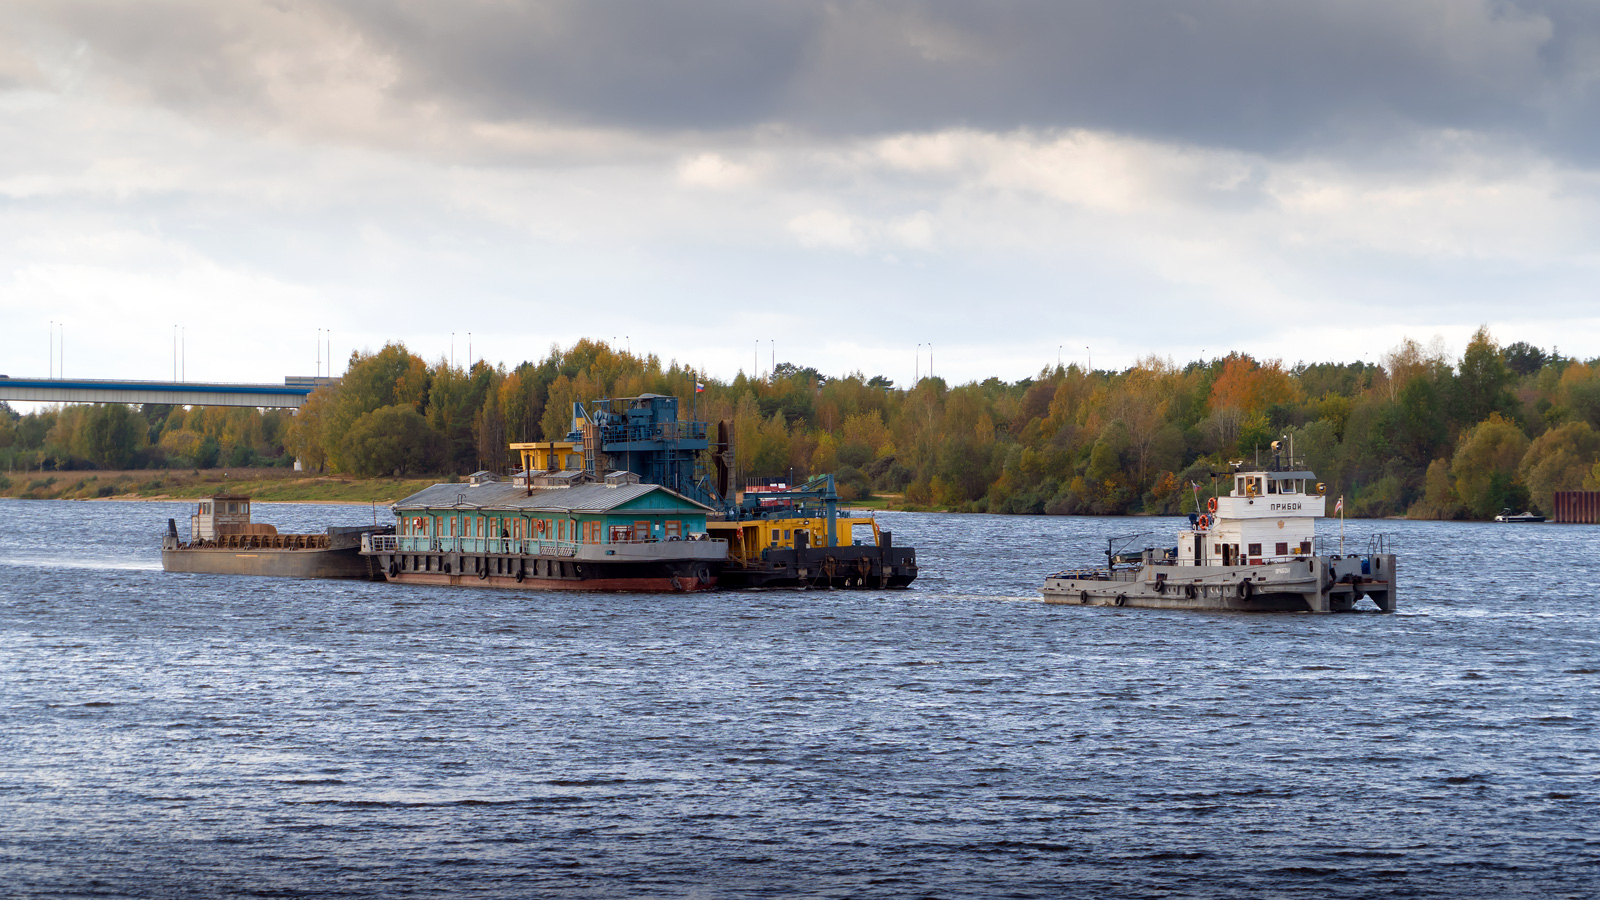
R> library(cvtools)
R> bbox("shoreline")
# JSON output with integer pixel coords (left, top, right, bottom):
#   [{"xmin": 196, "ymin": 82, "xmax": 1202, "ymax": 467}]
[
  {"xmin": 0, "ymin": 468, "xmax": 438, "ymax": 505},
  {"xmin": 0, "ymin": 469, "xmax": 1472, "ymax": 519},
  {"xmin": 0, "ymin": 492, "xmax": 1418, "ymax": 520}
]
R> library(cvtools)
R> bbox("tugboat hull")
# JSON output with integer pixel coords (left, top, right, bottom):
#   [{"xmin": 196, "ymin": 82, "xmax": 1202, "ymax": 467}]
[{"xmin": 1042, "ymin": 554, "xmax": 1396, "ymax": 614}]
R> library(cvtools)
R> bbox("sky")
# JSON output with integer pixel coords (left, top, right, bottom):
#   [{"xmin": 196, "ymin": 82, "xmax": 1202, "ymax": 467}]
[{"xmin": 3, "ymin": 0, "xmax": 1600, "ymax": 389}]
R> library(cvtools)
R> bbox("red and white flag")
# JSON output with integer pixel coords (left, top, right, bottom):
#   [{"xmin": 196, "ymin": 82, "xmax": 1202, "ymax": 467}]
[{"xmin": 1334, "ymin": 496, "xmax": 1344, "ymax": 514}]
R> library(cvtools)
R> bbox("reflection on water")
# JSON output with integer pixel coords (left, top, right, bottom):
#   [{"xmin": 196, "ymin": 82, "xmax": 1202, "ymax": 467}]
[{"xmin": 1, "ymin": 498, "xmax": 1598, "ymax": 898}]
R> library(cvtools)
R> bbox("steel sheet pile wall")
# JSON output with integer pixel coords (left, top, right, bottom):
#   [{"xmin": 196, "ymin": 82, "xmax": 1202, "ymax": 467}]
[{"xmin": 1553, "ymin": 491, "xmax": 1600, "ymax": 524}]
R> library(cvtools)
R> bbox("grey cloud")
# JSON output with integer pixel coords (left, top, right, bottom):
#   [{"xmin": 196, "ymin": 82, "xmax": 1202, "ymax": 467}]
[
  {"xmin": 327, "ymin": 0, "xmax": 1600, "ymax": 156},
  {"xmin": 16, "ymin": 1, "xmax": 1600, "ymax": 157}
]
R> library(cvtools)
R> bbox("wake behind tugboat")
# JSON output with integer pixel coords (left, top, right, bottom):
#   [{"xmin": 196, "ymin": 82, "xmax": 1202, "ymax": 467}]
[{"xmin": 1042, "ymin": 444, "xmax": 1395, "ymax": 613}]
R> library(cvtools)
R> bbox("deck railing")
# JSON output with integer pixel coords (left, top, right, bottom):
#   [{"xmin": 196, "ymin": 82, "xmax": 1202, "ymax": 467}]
[{"xmin": 388, "ymin": 535, "xmax": 580, "ymax": 557}]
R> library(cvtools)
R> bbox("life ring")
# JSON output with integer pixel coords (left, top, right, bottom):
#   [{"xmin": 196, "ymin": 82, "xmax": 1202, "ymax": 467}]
[
  {"xmin": 1238, "ymin": 578, "xmax": 1253, "ymax": 599},
  {"xmin": 1079, "ymin": 590, "xmax": 1090, "ymax": 605},
  {"xmin": 1196, "ymin": 514, "xmax": 1211, "ymax": 530},
  {"xmin": 1114, "ymin": 594, "xmax": 1127, "ymax": 607},
  {"xmin": 1207, "ymin": 497, "xmax": 1218, "ymax": 514},
  {"xmin": 1184, "ymin": 583, "xmax": 1197, "ymax": 600}
]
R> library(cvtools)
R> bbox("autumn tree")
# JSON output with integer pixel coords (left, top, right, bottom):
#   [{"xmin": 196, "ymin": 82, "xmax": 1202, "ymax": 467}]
[
  {"xmin": 1520, "ymin": 421, "xmax": 1600, "ymax": 513},
  {"xmin": 1451, "ymin": 413, "xmax": 1531, "ymax": 518}
]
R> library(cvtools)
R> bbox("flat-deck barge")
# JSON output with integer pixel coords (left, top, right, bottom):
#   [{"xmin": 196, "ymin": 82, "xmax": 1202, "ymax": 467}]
[{"xmin": 161, "ymin": 494, "xmax": 386, "ymax": 579}]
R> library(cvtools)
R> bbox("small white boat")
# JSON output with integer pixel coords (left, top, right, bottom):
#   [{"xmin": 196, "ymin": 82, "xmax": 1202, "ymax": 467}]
[{"xmin": 1493, "ymin": 509, "xmax": 1546, "ymax": 523}]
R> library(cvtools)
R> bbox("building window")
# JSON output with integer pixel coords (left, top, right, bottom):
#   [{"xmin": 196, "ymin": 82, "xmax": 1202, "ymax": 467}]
[
  {"xmin": 664, "ymin": 520, "xmax": 681, "ymax": 538},
  {"xmin": 1275, "ymin": 542, "xmax": 1288, "ymax": 556},
  {"xmin": 1247, "ymin": 543, "xmax": 1262, "ymax": 557},
  {"xmin": 1299, "ymin": 541, "xmax": 1312, "ymax": 554}
]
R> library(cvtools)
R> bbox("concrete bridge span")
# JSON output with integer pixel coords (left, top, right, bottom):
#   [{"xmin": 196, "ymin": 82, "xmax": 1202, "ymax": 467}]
[{"xmin": 0, "ymin": 376, "xmax": 335, "ymax": 409}]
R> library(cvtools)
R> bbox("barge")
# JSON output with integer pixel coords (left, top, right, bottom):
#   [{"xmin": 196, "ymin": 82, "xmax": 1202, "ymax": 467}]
[
  {"xmin": 361, "ymin": 470, "xmax": 726, "ymax": 592},
  {"xmin": 511, "ymin": 393, "xmax": 917, "ymax": 590},
  {"xmin": 1041, "ymin": 452, "xmax": 1395, "ymax": 613},
  {"xmin": 161, "ymin": 494, "xmax": 386, "ymax": 579}
]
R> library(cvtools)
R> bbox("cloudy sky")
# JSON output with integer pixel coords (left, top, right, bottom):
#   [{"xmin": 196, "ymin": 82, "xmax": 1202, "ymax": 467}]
[{"xmin": 3, "ymin": 0, "xmax": 1599, "ymax": 388}]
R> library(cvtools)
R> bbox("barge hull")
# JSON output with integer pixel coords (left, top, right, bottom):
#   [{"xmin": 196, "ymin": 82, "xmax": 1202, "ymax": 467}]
[
  {"xmin": 720, "ymin": 544, "xmax": 919, "ymax": 589},
  {"xmin": 161, "ymin": 547, "xmax": 376, "ymax": 579},
  {"xmin": 368, "ymin": 548, "xmax": 720, "ymax": 593}
]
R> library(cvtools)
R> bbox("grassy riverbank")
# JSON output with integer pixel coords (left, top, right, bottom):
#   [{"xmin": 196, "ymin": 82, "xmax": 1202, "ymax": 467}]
[{"xmin": 0, "ymin": 468, "xmax": 439, "ymax": 504}]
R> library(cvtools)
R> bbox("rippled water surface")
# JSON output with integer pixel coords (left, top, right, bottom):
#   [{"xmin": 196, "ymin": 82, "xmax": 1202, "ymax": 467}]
[{"xmin": 2, "ymin": 498, "xmax": 1597, "ymax": 898}]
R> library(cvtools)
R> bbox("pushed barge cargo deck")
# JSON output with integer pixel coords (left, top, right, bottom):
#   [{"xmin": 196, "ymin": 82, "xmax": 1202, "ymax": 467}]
[
  {"xmin": 161, "ymin": 494, "xmax": 386, "ymax": 579},
  {"xmin": 1042, "ymin": 452, "xmax": 1395, "ymax": 613}
]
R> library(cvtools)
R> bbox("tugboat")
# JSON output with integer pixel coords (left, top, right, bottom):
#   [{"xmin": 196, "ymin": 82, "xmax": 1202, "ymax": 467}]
[
  {"xmin": 1041, "ymin": 446, "xmax": 1395, "ymax": 613},
  {"xmin": 161, "ymin": 494, "xmax": 387, "ymax": 579},
  {"xmin": 709, "ymin": 476, "xmax": 917, "ymax": 589}
]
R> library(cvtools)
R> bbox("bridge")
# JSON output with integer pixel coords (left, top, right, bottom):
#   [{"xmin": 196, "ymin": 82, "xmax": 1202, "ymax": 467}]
[{"xmin": 0, "ymin": 376, "xmax": 336, "ymax": 409}]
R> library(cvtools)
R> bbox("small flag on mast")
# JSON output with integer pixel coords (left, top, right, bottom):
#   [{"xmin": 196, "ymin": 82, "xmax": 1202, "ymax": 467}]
[
  {"xmin": 1334, "ymin": 496, "xmax": 1344, "ymax": 514},
  {"xmin": 695, "ymin": 382, "xmax": 705, "ymax": 393}
]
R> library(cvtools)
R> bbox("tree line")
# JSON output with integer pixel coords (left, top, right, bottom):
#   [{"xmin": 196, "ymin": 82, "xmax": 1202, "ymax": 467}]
[{"xmin": 3, "ymin": 330, "xmax": 1598, "ymax": 519}]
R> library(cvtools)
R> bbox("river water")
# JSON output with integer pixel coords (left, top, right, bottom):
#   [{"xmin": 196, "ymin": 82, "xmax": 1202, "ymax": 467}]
[{"xmin": 0, "ymin": 498, "xmax": 1596, "ymax": 899}]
